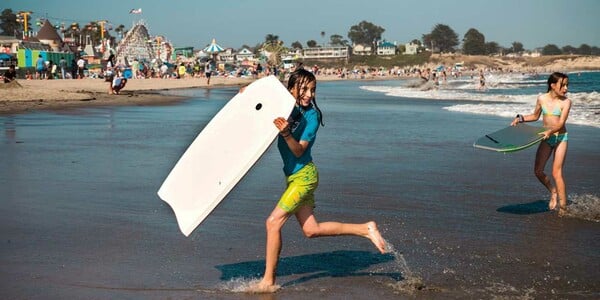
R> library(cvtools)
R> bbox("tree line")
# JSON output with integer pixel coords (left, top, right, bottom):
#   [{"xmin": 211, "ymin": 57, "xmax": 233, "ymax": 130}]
[
  {"xmin": 270, "ymin": 21, "xmax": 599, "ymax": 56},
  {"xmin": 422, "ymin": 23, "xmax": 599, "ymax": 56},
  {"xmin": 2, "ymin": 8, "xmax": 598, "ymax": 57}
]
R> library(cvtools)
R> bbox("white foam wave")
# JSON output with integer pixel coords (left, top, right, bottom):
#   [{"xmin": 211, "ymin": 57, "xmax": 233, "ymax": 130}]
[
  {"xmin": 571, "ymin": 91, "xmax": 600, "ymax": 105},
  {"xmin": 360, "ymin": 85, "xmax": 536, "ymax": 103},
  {"xmin": 443, "ymin": 103, "xmax": 600, "ymax": 128},
  {"xmin": 444, "ymin": 103, "xmax": 531, "ymax": 119},
  {"xmin": 360, "ymin": 83, "xmax": 600, "ymax": 128}
]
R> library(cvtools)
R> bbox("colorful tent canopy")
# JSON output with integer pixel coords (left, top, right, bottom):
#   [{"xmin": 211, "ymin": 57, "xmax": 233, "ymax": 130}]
[
  {"xmin": 203, "ymin": 38, "xmax": 224, "ymax": 53},
  {"xmin": 0, "ymin": 53, "xmax": 13, "ymax": 60}
]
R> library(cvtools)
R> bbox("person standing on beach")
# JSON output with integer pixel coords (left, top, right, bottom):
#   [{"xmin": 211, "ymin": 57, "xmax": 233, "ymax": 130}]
[
  {"xmin": 35, "ymin": 55, "xmax": 45, "ymax": 80},
  {"xmin": 59, "ymin": 57, "xmax": 67, "ymax": 79},
  {"xmin": 511, "ymin": 72, "xmax": 571, "ymax": 215},
  {"xmin": 70, "ymin": 58, "xmax": 77, "ymax": 79},
  {"xmin": 132, "ymin": 59, "xmax": 140, "ymax": 79},
  {"xmin": 77, "ymin": 57, "xmax": 86, "ymax": 79},
  {"xmin": 178, "ymin": 63, "xmax": 186, "ymax": 79},
  {"xmin": 205, "ymin": 60, "xmax": 212, "ymax": 85},
  {"xmin": 251, "ymin": 69, "xmax": 387, "ymax": 293},
  {"xmin": 50, "ymin": 61, "xmax": 57, "ymax": 79}
]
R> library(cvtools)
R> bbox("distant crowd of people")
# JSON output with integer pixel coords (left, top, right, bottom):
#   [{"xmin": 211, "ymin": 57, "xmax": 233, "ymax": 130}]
[
  {"xmin": 28, "ymin": 54, "xmax": 85, "ymax": 80},
  {"xmin": 2, "ymin": 55, "xmax": 516, "ymax": 96}
]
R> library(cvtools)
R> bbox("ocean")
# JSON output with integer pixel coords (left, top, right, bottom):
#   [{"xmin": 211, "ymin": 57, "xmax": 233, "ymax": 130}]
[
  {"xmin": 361, "ymin": 70, "xmax": 600, "ymax": 128},
  {"xmin": 1, "ymin": 72, "xmax": 599, "ymax": 299}
]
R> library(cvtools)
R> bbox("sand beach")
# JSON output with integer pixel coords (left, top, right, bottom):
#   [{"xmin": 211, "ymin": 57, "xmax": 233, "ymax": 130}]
[{"xmin": 0, "ymin": 76, "xmax": 254, "ymax": 114}]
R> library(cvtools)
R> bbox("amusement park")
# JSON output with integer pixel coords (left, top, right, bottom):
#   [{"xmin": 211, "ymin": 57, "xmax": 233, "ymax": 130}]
[{"xmin": 0, "ymin": 8, "xmax": 286, "ymax": 81}]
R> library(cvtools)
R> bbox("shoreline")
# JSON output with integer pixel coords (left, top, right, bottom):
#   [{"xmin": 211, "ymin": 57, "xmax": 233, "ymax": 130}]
[
  {"xmin": 2, "ymin": 64, "xmax": 599, "ymax": 115},
  {"xmin": 0, "ymin": 77, "xmax": 255, "ymax": 115},
  {"xmin": 0, "ymin": 74, "xmax": 370, "ymax": 115}
]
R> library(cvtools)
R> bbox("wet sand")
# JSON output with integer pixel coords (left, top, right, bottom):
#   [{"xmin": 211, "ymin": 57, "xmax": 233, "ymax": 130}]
[
  {"xmin": 0, "ymin": 77, "xmax": 257, "ymax": 114},
  {"xmin": 0, "ymin": 80, "xmax": 598, "ymax": 299}
]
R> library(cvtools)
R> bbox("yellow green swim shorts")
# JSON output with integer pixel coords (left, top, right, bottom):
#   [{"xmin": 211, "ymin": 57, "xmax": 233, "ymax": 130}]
[{"xmin": 277, "ymin": 162, "xmax": 319, "ymax": 213}]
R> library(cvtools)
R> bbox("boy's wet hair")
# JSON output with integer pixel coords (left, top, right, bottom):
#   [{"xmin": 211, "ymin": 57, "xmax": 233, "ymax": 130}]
[{"xmin": 287, "ymin": 69, "xmax": 324, "ymax": 126}]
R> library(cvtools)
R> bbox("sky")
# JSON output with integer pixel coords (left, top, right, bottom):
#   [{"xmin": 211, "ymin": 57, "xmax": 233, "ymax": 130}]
[{"xmin": 4, "ymin": 0, "xmax": 600, "ymax": 51}]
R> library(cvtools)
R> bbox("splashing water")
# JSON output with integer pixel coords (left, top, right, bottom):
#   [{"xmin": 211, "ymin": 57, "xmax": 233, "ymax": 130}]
[
  {"xmin": 563, "ymin": 194, "xmax": 600, "ymax": 222},
  {"xmin": 217, "ymin": 278, "xmax": 281, "ymax": 293},
  {"xmin": 385, "ymin": 242, "xmax": 426, "ymax": 294}
]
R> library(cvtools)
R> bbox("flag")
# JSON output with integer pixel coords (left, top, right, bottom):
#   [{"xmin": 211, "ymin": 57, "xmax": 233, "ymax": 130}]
[{"xmin": 129, "ymin": 8, "xmax": 142, "ymax": 14}]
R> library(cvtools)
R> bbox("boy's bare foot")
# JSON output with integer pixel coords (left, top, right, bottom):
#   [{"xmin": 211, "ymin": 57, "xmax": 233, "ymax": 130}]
[
  {"xmin": 366, "ymin": 221, "xmax": 387, "ymax": 254},
  {"xmin": 246, "ymin": 280, "xmax": 280, "ymax": 294},
  {"xmin": 548, "ymin": 192, "xmax": 558, "ymax": 210}
]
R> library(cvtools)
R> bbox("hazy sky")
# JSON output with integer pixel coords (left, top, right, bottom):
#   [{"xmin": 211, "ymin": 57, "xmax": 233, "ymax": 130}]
[{"xmin": 5, "ymin": 0, "xmax": 600, "ymax": 50}]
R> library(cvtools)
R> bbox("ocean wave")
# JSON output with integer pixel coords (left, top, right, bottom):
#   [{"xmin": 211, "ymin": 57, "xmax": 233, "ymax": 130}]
[
  {"xmin": 360, "ymin": 85, "xmax": 536, "ymax": 103},
  {"xmin": 360, "ymin": 73, "xmax": 600, "ymax": 128},
  {"xmin": 443, "ymin": 102, "xmax": 600, "ymax": 128}
]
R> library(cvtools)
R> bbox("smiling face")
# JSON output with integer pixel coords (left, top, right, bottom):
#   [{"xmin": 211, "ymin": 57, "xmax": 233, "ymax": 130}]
[
  {"xmin": 287, "ymin": 69, "xmax": 317, "ymax": 107},
  {"xmin": 292, "ymin": 80, "xmax": 316, "ymax": 107}
]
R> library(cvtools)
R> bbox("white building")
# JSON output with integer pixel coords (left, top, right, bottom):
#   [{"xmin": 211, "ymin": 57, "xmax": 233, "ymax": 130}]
[
  {"xmin": 219, "ymin": 48, "xmax": 236, "ymax": 63},
  {"xmin": 236, "ymin": 48, "xmax": 254, "ymax": 62},
  {"xmin": 377, "ymin": 41, "xmax": 396, "ymax": 56},
  {"xmin": 352, "ymin": 44, "xmax": 372, "ymax": 56},
  {"xmin": 404, "ymin": 42, "xmax": 419, "ymax": 55},
  {"xmin": 302, "ymin": 46, "xmax": 349, "ymax": 60},
  {"xmin": 522, "ymin": 50, "xmax": 541, "ymax": 57}
]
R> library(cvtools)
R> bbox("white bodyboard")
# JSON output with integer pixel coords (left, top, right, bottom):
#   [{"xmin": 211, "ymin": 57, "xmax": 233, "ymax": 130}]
[{"xmin": 158, "ymin": 76, "xmax": 295, "ymax": 236}]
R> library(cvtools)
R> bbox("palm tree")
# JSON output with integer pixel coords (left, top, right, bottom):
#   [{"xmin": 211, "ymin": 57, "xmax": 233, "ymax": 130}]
[
  {"xmin": 320, "ymin": 31, "xmax": 325, "ymax": 46},
  {"xmin": 265, "ymin": 34, "xmax": 279, "ymax": 46},
  {"xmin": 263, "ymin": 34, "xmax": 286, "ymax": 67}
]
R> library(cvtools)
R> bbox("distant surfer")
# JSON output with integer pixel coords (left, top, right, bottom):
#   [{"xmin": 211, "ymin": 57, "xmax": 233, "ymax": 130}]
[
  {"xmin": 511, "ymin": 72, "xmax": 571, "ymax": 215},
  {"xmin": 250, "ymin": 69, "xmax": 387, "ymax": 293}
]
